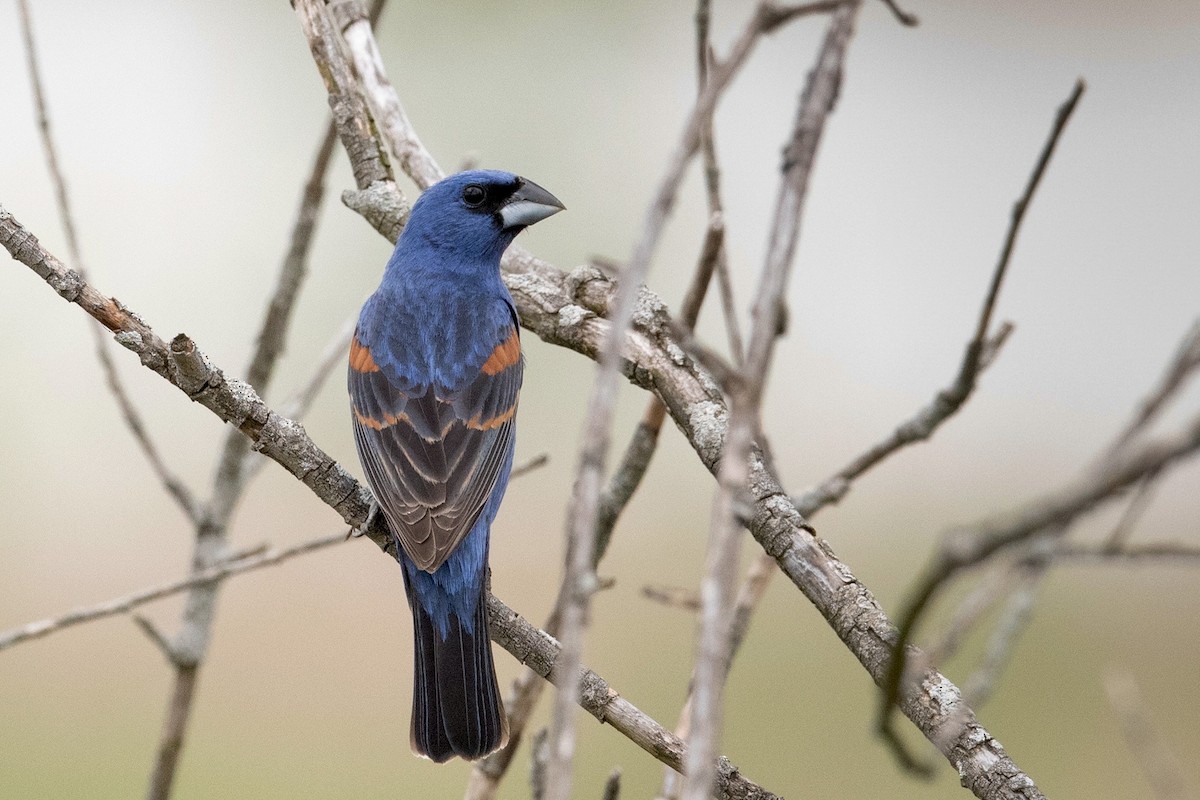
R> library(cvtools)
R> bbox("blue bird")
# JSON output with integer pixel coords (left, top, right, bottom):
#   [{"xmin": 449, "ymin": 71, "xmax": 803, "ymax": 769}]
[{"xmin": 349, "ymin": 170, "xmax": 564, "ymax": 761}]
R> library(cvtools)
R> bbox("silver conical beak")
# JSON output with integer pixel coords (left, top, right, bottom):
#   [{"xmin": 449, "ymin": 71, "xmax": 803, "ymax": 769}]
[{"xmin": 498, "ymin": 177, "xmax": 565, "ymax": 230}]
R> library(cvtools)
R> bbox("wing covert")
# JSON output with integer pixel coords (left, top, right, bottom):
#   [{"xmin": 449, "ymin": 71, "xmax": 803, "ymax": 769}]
[{"xmin": 349, "ymin": 320, "xmax": 522, "ymax": 572}]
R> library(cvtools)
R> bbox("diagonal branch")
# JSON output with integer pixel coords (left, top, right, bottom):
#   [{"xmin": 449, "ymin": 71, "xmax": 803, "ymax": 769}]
[
  {"xmin": 0, "ymin": 205, "xmax": 781, "ymax": 800},
  {"xmin": 1, "ymin": 171, "xmax": 1041, "ymax": 800},
  {"xmin": 16, "ymin": 0, "xmax": 200, "ymax": 523},
  {"xmin": 0, "ymin": 531, "xmax": 347, "ymax": 652},
  {"xmin": 5, "ymin": 3, "xmax": 1052, "ymax": 793},
  {"xmin": 1105, "ymin": 671, "xmax": 1199, "ymax": 800},
  {"xmin": 547, "ymin": 6, "xmax": 851, "ymax": 796},
  {"xmin": 684, "ymin": 6, "xmax": 859, "ymax": 798},
  {"xmin": 486, "ymin": 595, "xmax": 780, "ymax": 800},
  {"xmin": 878, "ymin": 78, "xmax": 1087, "ymax": 771},
  {"xmin": 332, "ymin": 0, "xmax": 443, "ymax": 190}
]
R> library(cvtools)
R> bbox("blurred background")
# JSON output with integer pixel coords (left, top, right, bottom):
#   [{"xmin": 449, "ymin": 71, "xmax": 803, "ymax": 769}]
[{"xmin": 2, "ymin": 1, "xmax": 1198, "ymax": 798}]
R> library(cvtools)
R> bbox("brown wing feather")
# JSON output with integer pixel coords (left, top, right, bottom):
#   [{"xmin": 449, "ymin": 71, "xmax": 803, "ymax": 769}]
[{"xmin": 349, "ymin": 328, "xmax": 522, "ymax": 572}]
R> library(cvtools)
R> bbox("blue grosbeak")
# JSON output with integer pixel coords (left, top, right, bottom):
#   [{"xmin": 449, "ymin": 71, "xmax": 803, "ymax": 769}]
[{"xmin": 349, "ymin": 170, "xmax": 563, "ymax": 762}]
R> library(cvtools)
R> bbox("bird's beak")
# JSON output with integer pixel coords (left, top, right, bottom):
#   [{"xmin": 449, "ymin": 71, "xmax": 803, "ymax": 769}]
[{"xmin": 498, "ymin": 178, "xmax": 565, "ymax": 230}]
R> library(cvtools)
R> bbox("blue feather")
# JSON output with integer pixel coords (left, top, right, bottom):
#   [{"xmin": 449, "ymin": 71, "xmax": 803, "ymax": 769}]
[{"xmin": 349, "ymin": 169, "xmax": 562, "ymax": 762}]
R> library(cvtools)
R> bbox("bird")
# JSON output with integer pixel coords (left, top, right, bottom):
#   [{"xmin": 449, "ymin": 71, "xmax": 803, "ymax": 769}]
[{"xmin": 348, "ymin": 170, "xmax": 564, "ymax": 762}]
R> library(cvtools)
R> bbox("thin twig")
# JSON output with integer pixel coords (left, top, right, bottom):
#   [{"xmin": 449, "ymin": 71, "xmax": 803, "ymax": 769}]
[
  {"xmin": 876, "ymin": 0, "xmax": 918, "ymax": 26},
  {"xmin": 683, "ymin": 6, "xmax": 859, "ymax": 797},
  {"xmin": 961, "ymin": 560, "xmax": 1046, "ymax": 707},
  {"xmin": 511, "ymin": 452, "xmax": 551, "ymax": 479},
  {"xmin": 546, "ymin": 8, "xmax": 854, "ymax": 796},
  {"xmin": 879, "ymin": 79, "xmax": 1087, "ymax": 769},
  {"xmin": 925, "ymin": 561, "xmax": 1021, "ymax": 667},
  {"xmin": 0, "ymin": 532, "xmax": 347, "ymax": 652},
  {"xmin": 16, "ymin": 0, "xmax": 200, "ymax": 523},
  {"xmin": 143, "ymin": 5, "xmax": 390, "ymax": 793},
  {"xmin": 486, "ymin": 594, "xmax": 780, "ymax": 800},
  {"xmin": 642, "ymin": 585, "xmax": 703, "ymax": 612},
  {"xmin": 0, "ymin": 183, "xmax": 1045, "ymax": 800},
  {"xmin": 882, "ymin": 406, "xmax": 1200, "ymax": 767},
  {"xmin": 1112, "ymin": 318, "xmax": 1200, "ymax": 450},
  {"xmin": 693, "ymin": 0, "xmax": 743, "ymax": 364},
  {"xmin": 530, "ymin": 728, "xmax": 550, "ymax": 800},
  {"xmin": 132, "ymin": 615, "xmax": 179, "ymax": 663},
  {"xmin": 1050, "ymin": 542, "xmax": 1200, "ymax": 565},
  {"xmin": 661, "ymin": 551, "xmax": 777, "ymax": 799},
  {"xmin": 601, "ymin": 769, "xmax": 622, "ymax": 800},
  {"xmin": 1103, "ymin": 470, "xmax": 1163, "ymax": 551},
  {"xmin": 144, "ymin": 664, "xmax": 199, "ymax": 800},
  {"xmin": 1105, "ymin": 671, "xmax": 1199, "ymax": 800}
]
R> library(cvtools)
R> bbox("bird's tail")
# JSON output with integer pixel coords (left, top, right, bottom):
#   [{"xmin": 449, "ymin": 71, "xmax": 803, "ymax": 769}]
[{"xmin": 405, "ymin": 578, "xmax": 508, "ymax": 762}]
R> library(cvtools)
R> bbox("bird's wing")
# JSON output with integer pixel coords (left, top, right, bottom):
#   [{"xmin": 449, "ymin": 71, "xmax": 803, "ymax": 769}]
[{"xmin": 349, "ymin": 314, "xmax": 522, "ymax": 573}]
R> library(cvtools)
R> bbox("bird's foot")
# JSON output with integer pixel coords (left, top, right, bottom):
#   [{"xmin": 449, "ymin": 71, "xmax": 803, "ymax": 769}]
[{"xmin": 349, "ymin": 500, "xmax": 381, "ymax": 539}]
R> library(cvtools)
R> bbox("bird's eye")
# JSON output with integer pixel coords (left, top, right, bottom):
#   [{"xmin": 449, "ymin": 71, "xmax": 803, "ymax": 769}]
[{"xmin": 462, "ymin": 184, "xmax": 486, "ymax": 208}]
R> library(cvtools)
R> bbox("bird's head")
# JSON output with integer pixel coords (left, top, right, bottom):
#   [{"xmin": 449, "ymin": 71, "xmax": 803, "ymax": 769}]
[{"xmin": 395, "ymin": 170, "xmax": 565, "ymax": 269}]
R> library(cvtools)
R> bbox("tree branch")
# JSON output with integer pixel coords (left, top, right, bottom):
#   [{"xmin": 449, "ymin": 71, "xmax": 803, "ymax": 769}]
[
  {"xmin": 1, "ymin": 168, "xmax": 1041, "ymax": 800},
  {"xmin": 332, "ymin": 0, "xmax": 443, "ymax": 190},
  {"xmin": 16, "ymin": 0, "xmax": 200, "ymax": 523},
  {"xmin": 879, "ymin": 78, "xmax": 1087, "ymax": 772},
  {"xmin": 3, "ymin": 3, "xmax": 1052, "ymax": 792},
  {"xmin": 545, "ymin": 4, "xmax": 848, "ymax": 795},
  {"xmin": 486, "ymin": 595, "xmax": 780, "ymax": 800},
  {"xmin": 1105, "ymin": 671, "xmax": 1199, "ymax": 800},
  {"xmin": 685, "ymin": 5, "xmax": 859, "ymax": 798}
]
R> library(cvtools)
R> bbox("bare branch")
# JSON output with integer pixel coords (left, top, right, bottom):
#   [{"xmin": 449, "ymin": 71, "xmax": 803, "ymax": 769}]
[
  {"xmin": 879, "ymin": 79, "xmax": 1087, "ymax": 769},
  {"xmin": 332, "ymin": 0, "xmax": 444, "ymax": 189},
  {"xmin": 962, "ymin": 563, "xmax": 1045, "ymax": 707},
  {"xmin": 642, "ymin": 584, "xmax": 703, "ymax": 612},
  {"xmin": 684, "ymin": 7, "xmax": 859, "ymax": 797},
  {"xmin": 1113, "ymin": 318, "xmax": 1200, "ymax": 449},
  {"xmin": 1, "ymin": 179, "xmax": 1044, "ymax": 800},
  {"xmin": 1051, "ymin": 541, "xmax": 1200, "ymax": 565},
  {"xmin": 876, "ymin": 0, "xmax": 918, "ymax": 26},
  {"xmin": 530, "ymin": 728, "xmax": 549, "ymax": 800},
  {"xmin": 294, "ymin": 0, "xmax": 397, "ymax": 193},
  {"xmin": 0, "ymin": 531, "xmax": 346, "ymax": 652},
  {"xmin": 601, "ymin": 769, "xmax": 622, "ymax": 800},
  {"xmin": 511, "ymin": 452, "xmax": 551, "ymax": 479},
  {"xmin": 543, "ymin": 5, "xmax": 848, "ymax": 794},
  {"xmin": 593, "ymin": 403, "xmax": 666, "ymax": 564},
  {"xmin": 486, "ymin": 594, "xmax": 780, "ymax": 800},
  {"xmin": 145, "ymin": 664, "xmax": 199, "ymax": 800},
  {"xmin": 1105, "ymin": 671, "xmax": 1199, "ymax": 800},
  {"xmin": 16, "ymin": 0, "xmax": 200, "ymax": 523},
  {"xmin": 970, "ymin": 79, "xmax": 1085, "ymax": 361},
  {"xmin": 882, "ymin": 406, "xmax": 1200, "ymax": 770},
  {"xmin": 132, "ymin": 615, "xmax": 180, "ymax": 664}
]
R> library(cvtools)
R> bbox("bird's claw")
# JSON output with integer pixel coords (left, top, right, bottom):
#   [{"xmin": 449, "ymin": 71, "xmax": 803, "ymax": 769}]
[{"xmin": 349, "ymin": 500, "xmax": 381, "ymax": 539}]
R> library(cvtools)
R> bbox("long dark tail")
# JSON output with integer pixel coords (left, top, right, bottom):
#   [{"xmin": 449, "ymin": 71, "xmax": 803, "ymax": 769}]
[{"xmin": 405, "ymin": 580, "xmax": 508, "ymax": 762}]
